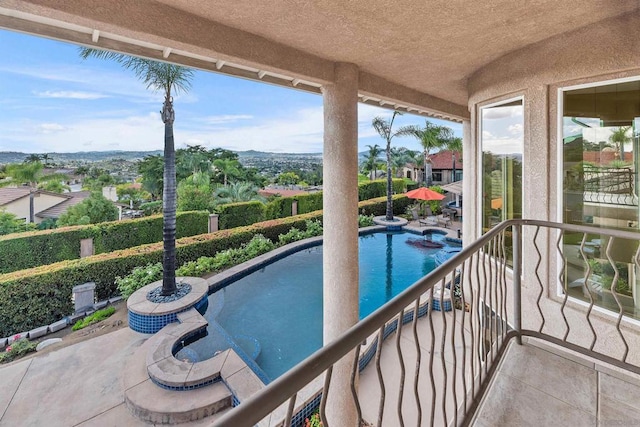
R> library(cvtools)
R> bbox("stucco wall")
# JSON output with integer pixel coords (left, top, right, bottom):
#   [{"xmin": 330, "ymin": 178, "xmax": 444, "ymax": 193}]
[
  {"xmin": 465, "ymin": 10, "xmax": 640, "ymax": 366},
  {"xmin": 3, "ymin": 192, "xmax": 66, "ymax": 223}
]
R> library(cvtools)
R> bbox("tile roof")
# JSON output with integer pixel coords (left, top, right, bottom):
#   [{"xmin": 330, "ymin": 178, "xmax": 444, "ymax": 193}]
[
  {"xmin": 36, "ymin": 191, "xmax": 92, "ymax": 219},
  {"xmin": 430, "ymin": 150, "xmax": 463, "ymax": 170},
  {"xmin": 0, "ymin": 187, "xmax": 32, "ymax": 206}
]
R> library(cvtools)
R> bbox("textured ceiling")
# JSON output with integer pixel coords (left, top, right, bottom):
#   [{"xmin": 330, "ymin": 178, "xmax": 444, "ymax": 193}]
[
  {"xmin": 1, "ymin": 0, "xmax": 638, "ymax": 111},
  {"xmin": 154, "ymin": 0, "xmax": 639, "ymax": 105}
]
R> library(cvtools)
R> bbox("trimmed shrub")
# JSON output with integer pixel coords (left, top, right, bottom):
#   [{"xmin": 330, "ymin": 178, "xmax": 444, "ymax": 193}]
[
  {"xmin": 115, "ymin": 263, "xmax": 163, "ymax": 299},
  {"xmin": 217, "ymin": 201, "xmax": 266, "ymax": 229},
  {"xmin": 358, "ymin": 195, "xmax": 412, "ymax": 216},
  {"xmin": 0, "ymin": 211, "xmax": 209, "ymax": 274},
  {"xmin": 357, "ymin": 179, "xmax": 406, "ymax": 201},
  {"xmin": 71, "ymin": 306, "xmax": 116, "ymax": 331},
  {"xmin": 0, "ymin": 197, "xmax": 408, "ymax": 336},
  {"xmin": 264, "ymin": 197, "xmax": 294, "ymax": 220},
  {"xmin": 0, "ymin": 212, "xmax": 322, "ymax": 336},
  {"xmin": 140, "ymin": 201, "xmax": 162, "ymax": 216},
  {"xmin": 296, "ymin": 192, "xmax": 323, "ymax": 214},
  {"xmin": 358, "ymin": 214, "xmax": 375, "ymax": 227}
]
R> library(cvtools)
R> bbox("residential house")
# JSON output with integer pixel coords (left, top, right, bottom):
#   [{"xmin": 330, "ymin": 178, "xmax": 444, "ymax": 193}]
[
  {"xmin": 0, "ymin": 187, "xmax": 91, "ymax": 223},
  {"xmin": 403, "ymin": 149, "xmax": 463, "ymax": 185},
  {"xmin": 2, "ymin": 2, "xmax": 640, "ymax": 426}
]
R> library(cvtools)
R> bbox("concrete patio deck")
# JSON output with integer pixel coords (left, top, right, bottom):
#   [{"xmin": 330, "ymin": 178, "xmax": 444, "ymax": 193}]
[{"xmin": 0, "ymin": 328, "xmax": 228, "ymax": 426}]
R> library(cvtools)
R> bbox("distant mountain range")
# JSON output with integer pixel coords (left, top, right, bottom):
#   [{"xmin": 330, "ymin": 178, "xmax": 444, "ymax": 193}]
[{"xmin": 0, "ymin": 149, "xmax": 330, "ymax": 165}]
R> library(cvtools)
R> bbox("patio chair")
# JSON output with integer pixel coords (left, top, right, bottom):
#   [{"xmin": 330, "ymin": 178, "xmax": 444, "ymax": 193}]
[
  {"xmin": 437, "ymin": 215, "xmax": 452, "ymax": 228},
  {"xmin": 411, "ymin": 208, "xmax": 436, "ymax": 227}
]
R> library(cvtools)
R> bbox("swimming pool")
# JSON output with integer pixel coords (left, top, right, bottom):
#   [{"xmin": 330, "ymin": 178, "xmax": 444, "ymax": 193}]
[{"xmin": 179, "ymin": 230, "xmax": 459, "ymax": 381}]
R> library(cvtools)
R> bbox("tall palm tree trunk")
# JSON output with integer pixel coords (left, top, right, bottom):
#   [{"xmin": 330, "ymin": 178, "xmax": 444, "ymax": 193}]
[
  {"xmin": 161, "ymin": 95, "xmax": 177, "ymax": 295},
  {"xmin": 385, "ymin": 143, "xmax": 393, "ymax": 220}
]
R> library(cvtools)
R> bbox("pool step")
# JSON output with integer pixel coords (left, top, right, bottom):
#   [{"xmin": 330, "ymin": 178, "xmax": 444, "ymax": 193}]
[
  {"xmin": 125, "ymin": 379, "xmax": 232, "ymax": 424},
  {"xmin": 122, "ymin": 320, "xmax": 233, "ymax": 424}
]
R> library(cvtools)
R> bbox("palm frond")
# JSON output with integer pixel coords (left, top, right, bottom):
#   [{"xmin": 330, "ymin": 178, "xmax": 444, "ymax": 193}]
[{"xmin": 79, "ymin": 47, "xmax": 194, "ymax": 95}]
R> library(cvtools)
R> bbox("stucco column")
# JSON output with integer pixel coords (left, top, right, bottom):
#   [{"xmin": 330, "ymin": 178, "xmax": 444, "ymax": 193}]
[
  {"xmin": 462, "ymin": 118, "xmax": 473, "ymax": 246},
  {"xmin": 322, "ymin": 62, "xmax": 359, "ymax": 427}
]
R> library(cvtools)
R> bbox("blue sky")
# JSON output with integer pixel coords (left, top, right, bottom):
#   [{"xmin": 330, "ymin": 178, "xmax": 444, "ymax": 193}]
[{"xmin": 0, "ymin": 29, "xmax": 462, "ymax": 154}]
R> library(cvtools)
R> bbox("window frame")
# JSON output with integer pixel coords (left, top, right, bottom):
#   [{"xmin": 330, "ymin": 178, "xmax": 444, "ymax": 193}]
[
  {"xmin": 556, "ymin": 75, "xmax": 640, "ymax": 321},
  {"xmin": 477, "ymin": 96, "xmax": 525, "ymax": 236}
]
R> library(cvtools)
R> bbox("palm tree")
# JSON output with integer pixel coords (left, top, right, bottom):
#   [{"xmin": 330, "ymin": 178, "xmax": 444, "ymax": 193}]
[
  {"xmin": 2, "ymin": 162, "xmax": 43, "ymax": 223},
  {"xmin": 214, "ymin": 181, "xmax": 265, "ymax": 204},
  {"xmin": 407, "ymin": 121, "xmax": 456, "ymax": 186},
  {"xmin": 609, "ymin": 126, "xmax": 631, "ymax": 161},
  {"xmin": 372, "ymin": 112, "xmax": 414, "ymax": 220},
  {"xmin": 80, "ymin": 48, "xmax": 194, "ymax": 296},
  {"xmin": 445, "ymin": 137, "xmax": 463, "ymax": 182},
  {"xmin": 24, "ymin": 154, "xmax": 42, "ymax": 163},
  {"xmin": 390, "ymin": 147, "xmax": 417, "ymax": 178},
  {"xmin": 363, "ymin": 144, "xmax": 383, "ymax": 180},
  {"xmin": 212, "ymin": 158, "xmax": 241, "ymax": 186}
]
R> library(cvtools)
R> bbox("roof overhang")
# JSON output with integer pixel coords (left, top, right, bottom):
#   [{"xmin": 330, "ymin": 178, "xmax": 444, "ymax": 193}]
[{"xmin": 0, "ymin": 1, "xmax": 638, "ymax": 124}]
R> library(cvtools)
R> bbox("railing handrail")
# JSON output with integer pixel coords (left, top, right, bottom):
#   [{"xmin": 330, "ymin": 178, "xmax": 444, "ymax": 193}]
[{"xmin": 212, "ymin": 219, "xmax": 640, "ymax": 426}]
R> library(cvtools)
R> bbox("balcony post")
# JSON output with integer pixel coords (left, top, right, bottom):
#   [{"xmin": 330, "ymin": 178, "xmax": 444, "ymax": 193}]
[
  {"xmin": 513, "ymin": 223, "xmax": 522, "ymax": 344},
  {"xmin": 322, "ymin": 62, "xmax": 359, "ymax": 426}
]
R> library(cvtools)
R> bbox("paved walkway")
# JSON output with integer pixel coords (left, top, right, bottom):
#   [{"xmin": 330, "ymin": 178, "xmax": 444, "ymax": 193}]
[{"xmin": 0, "ymin": 329, "xmax": 220, "ymax": 426}]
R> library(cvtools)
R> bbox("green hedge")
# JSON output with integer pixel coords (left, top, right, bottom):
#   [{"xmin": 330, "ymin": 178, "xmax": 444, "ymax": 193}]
[
  {"xmin": 357, "ymin": 195, "xmax": 412, "ymax": 216},
  {"xmin": 0, "ymin": 211, "xmax": 209, "ymax": 274},
  {"xmin": 222, "ymin": 179, "xmax": 404, "ymax": 224},
  {"xmin": 217, "ymin": 201, "xmax": 266, "ymax": 229},
  {"xmin": 357, "ymin": 179, "xmax": 405, "ymax": 201},
  {"xmin": 264, "ymin": 197, "xmax": 294, "ymax": 220},
  {"xmin": 296, "ymin": 192, "xmax": 324, "ymax": 214},
  {"xmin": 0, "ymin": 212, "xmax": 323, "ymax": 337},
  {"xmin": 0, "ymin": 196, "xmax": 411, "ymax": 336}
]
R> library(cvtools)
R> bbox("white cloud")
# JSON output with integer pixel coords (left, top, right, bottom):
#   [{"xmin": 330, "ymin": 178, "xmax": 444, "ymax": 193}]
[
  {"xmin": 203, "ymin": 114, "xmax": 254, "ymax": 125},
  {"xmin": 482, "ymin": 138, "xmax": 523, "ymax": 155},
  {"xmin": 182, "ymin": 107, "xmax": 324, "ymax": 152},
  {"xmin": 35, "ymin": 123, "xmax": 66, "ymax": 133},
  {"xmin": 482, "ymin": 105, "xmax": 522, "ymax": 120},
  {"xmin": 33, "ymin": 90, "xmax": 108, "ymax": 100},
  {"xmin": 482, "ymin": 130, "xmax": 494, "ymax": 140},
  {"xmin": 508, "ymin": 123, "xmax": 523, "ymax": 135}
]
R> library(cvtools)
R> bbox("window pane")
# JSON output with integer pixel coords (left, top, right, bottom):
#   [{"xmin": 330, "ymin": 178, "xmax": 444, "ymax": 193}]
[
  {"xmin": 562, "ymin": 80, "xmax": 640, "ymax": 319},
  {"xmin": 481, "ymin": 100, "xmax": 524, "ymax": 232}
]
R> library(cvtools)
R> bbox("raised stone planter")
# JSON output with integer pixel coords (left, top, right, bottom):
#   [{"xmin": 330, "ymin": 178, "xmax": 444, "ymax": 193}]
[
  {"xmin": 373, "ymin": 215, "xmax": 409, "ymax": 230},
  {"xmin": 127, "ymin": 277, "xmax": 208, "ymax": 334}
]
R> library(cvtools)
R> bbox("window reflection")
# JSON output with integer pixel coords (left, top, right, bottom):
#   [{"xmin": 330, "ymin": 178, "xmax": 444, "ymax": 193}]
[{"xmin": 562, "ymin": 80, "xmax": 640, "ymax": 318}]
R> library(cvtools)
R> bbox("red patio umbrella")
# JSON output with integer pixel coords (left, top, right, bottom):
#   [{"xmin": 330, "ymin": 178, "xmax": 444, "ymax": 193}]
[{"xmin": 405, "ymin": 187, "xmax": 445, "ymax": 201}]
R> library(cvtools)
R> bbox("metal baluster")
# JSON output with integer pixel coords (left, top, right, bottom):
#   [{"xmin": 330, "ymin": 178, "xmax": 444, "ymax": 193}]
[
  {"xmin": 411, "ymin": 298, "xmax": 423, "ymax": 427},
  {"xmin": 450, "ymin": 268, "xmax": 459, "ymax": 427},
  {"xmin": 283, "ymin": 395, "xmax": 297, "ymax": 427},
  {"xmin": 428, "ymin": 287, "xmax": 437, "ymax": 427},
  {"xmin": 578, "ymin": 233, "xmax": 597, "ymax": 351},
  {"xmin": 513, "ymin": 224, "xmax": 522, "ymax": 345},
  {"xmin": 556, "ymin": 229, "xmax": 570, "ymax": 341},
  {"xmin": 375, "ymin": 326, "xmax": 386, "ymax": 427},
  {"xmin": 605, "ymin": 237, "xmax": 629, "ymax": 362},
  {"xmin": 440, "ymin": 278, "xmax": 449, "ymax": 426},
  {"xmin": 319, "ymin": 366, "xmax": 333, "ymax": 427},
  {"xmin": 396, "ymin": 308, "xmax": 406, "ymax": 427},
  {"xmin": 459, "ymin": 259, "xmax": 469, "ymax": 414},
  {"xmin": 533, "ymin": 226, "xmax": 545, "ymax": 333},
  {"xmin": 350, "ymin": 343, "xmax": 363, "ymax": 426}
]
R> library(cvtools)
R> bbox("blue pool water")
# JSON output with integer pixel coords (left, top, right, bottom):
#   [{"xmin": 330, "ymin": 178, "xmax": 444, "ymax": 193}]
[{"xmin": 181, "ymin": 231, "xmax": 459, "ymax": 381}]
